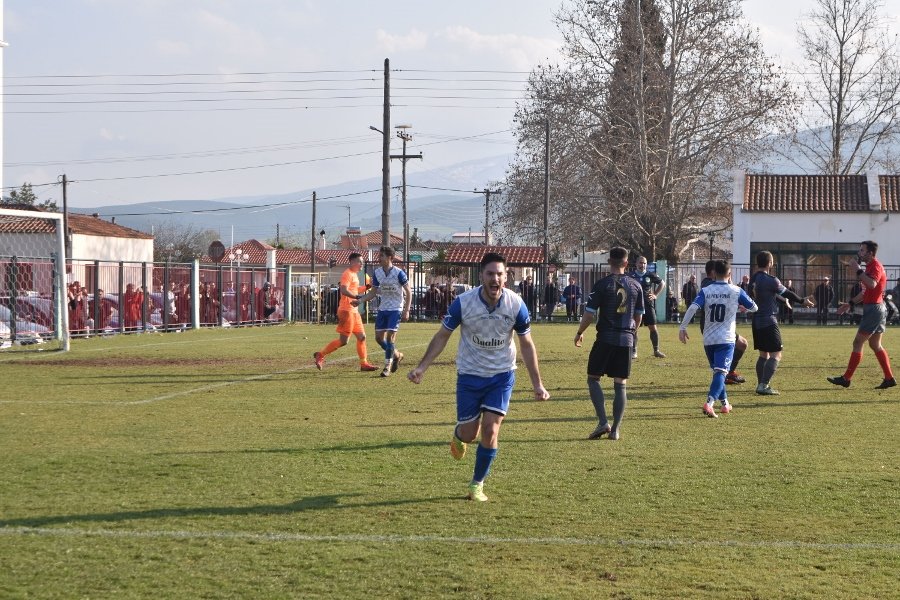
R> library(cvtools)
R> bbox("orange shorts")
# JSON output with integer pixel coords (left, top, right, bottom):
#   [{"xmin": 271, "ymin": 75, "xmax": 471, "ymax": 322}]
[{"xmin": 336, "ymin": 308, "xmax": 364, "ymax": 336}]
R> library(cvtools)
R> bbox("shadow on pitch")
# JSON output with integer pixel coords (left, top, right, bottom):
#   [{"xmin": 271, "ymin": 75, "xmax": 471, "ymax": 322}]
[
  {"xmin": 154, "ymin": 439, "xmax": 447, "ymax": 457},
  {"xmin": 0, "ymin": 493, "xmax": 449, "ymax": 529}
]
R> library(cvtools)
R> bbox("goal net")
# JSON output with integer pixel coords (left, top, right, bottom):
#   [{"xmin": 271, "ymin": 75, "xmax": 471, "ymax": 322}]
[{"xmin": 0, "ymin": 207, "xmax": 69, "ymax": 352}]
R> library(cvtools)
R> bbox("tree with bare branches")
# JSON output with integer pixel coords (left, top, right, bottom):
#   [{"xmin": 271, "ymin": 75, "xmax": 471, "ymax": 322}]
[
  {"xmin": 497, "ymin": 0, "xmax": 793, "ymax": 262},
  {"xmin": 792, "ymin": 0, "xmax": 900, "ymax": 174},
  {"xmin": 150, "ymin": 220, "xmax": 220, "ymax": 263}
]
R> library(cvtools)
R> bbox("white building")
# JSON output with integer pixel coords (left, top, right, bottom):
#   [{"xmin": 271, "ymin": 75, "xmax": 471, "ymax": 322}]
[{"xmin": 731, "ymin": 172, "xmax": 899, "ymax": 297}]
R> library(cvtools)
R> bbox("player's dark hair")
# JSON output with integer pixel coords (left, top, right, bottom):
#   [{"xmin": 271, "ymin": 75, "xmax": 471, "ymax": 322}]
[
  {"xmin": 705, "ymin": 259, "xmax": 716, "ymax": 275},
  {"xmin": 379, "ymin": 246, "xmax": 395, "ymax": 258},
  {"xmin": 861, "ymin": 240, "xmax": 878, "ymax": 255},
  {"xmin": 348, "ymin": 252, "xmax": 361, "ymax": 262},
  {"xmin": 608, "ymin": 246, "xmax": 628, "ymax": 266},
  {"xmin": 713, "ymin": 259, "xmax": 730, "ymax": 277},
  {"xmin": 480, "ymin": 252, "xmax": 506, "ymax": 269},
  {"xmin": 755, "ymin": 251, "xmax": 774, "ymax": 268}
]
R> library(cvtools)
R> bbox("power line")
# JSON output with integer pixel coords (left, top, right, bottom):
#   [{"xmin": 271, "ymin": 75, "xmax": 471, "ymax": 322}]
[
  {"xmin": 95, "ymin": 188, "xmax": 384, "ymax": 217},
  {"xmin": 71, "ymin": 149, "xmax": 384, "ymax": 183}
]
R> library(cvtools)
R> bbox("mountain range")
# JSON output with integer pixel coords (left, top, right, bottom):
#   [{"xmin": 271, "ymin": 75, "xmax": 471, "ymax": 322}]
[
  {"xmin": 73, "ymin": 128, "xmax": 899, "ymax": 246},
  {"xmin": 72, "ymin": 155, "xmax": 512, "ymax": 246}
]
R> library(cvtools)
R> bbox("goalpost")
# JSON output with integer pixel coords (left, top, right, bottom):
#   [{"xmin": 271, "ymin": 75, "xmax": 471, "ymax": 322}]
[{"xmin": 0, "ymin": 207, "xmax": 69, "ymax": 352}]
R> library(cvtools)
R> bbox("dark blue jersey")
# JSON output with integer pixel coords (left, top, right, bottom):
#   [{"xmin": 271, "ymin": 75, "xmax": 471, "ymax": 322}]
[
  {"xmin": 585, "ymin": 274, "xmax": 645, "ymax": 346},
  {"xmin": 631, "ymin": 270, "xmax": 663, "ymax": 299},
  {"xmin": 748, "ymin": 271, "xmax": 785, "ymax": 328}
]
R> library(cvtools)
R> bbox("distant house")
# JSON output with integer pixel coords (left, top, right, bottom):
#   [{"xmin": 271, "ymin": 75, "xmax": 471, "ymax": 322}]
[
  {"xmin": 732, "ymin": 172, "xmax": 900, "ymax": 295},
  {"xmin": 0, "ymin": 206, "xmax": 154, "ymax": 295}
]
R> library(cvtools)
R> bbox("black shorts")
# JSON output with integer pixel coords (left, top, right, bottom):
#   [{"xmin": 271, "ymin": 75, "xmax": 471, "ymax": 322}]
[
  {"xmin": 752, "ymin": 323, "xmax": 783, "ymax": 352},
  {"xmin": 642, "ymin": 305, "xmax": 657, "ymax": 326},
  {"xmin": 588, "ymin": 341, "xmax": 632, "ymax": 379}
]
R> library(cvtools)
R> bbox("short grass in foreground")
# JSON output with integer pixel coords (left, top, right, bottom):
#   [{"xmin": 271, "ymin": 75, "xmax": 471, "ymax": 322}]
[{"xmin": 0, "ymin": 323, "xmax": 897, "ymax": 599}]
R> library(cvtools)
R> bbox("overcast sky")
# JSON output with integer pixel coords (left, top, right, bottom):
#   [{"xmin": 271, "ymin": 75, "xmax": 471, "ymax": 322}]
[{"xmin": 2, "ymin": 0, "xmax": 898, "ymax": 209}]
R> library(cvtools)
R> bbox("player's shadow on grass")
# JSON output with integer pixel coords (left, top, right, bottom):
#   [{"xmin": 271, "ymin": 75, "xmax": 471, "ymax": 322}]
[
  {"xmin": 155, "ymin": 440, "xmax": 447, "ymax": 456},
  {"xmin": 0, "ymin": 493, "xmax": 447, "ymax": 529}
]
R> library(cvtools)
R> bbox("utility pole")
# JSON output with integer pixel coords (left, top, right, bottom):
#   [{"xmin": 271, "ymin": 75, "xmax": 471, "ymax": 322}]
[
  {"xmin": 481, "ymin": 188, "xmax": 502, "ymax": 245},
  {"xmin": 543, "ymin": 119, "xmax": 550, "ymax": 266},
  {"xmin": 60, "ymin": 174, "xmax": 69, "ymax": 258},
  {"xmin": 391, "ymin": 125, "xmax": 422, "ymax": 261},
  {"xmin": 276, "ymin": 223, "xmax": 280, "ymax": 247},
  {"xmin": 381, "ymin": 58, "xmax": 391, "ymax": 247},
  {"xmin": 310, "ymin": 191, "xmax": 316, "ymax": 274}
]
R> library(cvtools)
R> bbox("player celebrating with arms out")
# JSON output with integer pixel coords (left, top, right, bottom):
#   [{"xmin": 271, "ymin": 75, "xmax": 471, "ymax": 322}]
[
  {"xmin": 679, "ymin": 260, "xmax": 758, "ymax": 417},
  {"xmin": 828, "ymin": 240, "xmax": 896, "ymax": 389},
  {"xmin": 408, "ymin": 252, "xmax": 550, "ymax": 502}
]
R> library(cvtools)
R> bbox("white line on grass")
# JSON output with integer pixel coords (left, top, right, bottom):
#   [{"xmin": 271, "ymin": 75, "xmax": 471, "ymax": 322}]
[
  {"xmin": 0, "ymin": 341, "xmax": 428, "ymax": 406},
  {"xmin": 1, "ymin": 526, "xmax": 896, "ymax": 551}
]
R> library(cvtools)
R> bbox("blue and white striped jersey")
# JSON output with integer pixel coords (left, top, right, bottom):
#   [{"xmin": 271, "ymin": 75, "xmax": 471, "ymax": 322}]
[
  {"xmin": 372, "ymin": 266, "xmax": 408, "ymax": 312},
  {"xmin": 683, "ymin": 281, "xmax": 757, "ymax": 345},
  {"xmin": 442, "ymin": 286, "xmax": 531, "ymax": 376}
]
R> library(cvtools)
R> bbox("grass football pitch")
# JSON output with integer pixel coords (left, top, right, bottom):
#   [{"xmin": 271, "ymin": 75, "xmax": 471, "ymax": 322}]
[{"xmin": 0, "ymin": 322, "xmax": 897, "ymax": 599}]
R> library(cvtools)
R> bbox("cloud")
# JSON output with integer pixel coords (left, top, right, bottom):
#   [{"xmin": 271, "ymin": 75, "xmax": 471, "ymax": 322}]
[
  {"xmin": 193, "ymin": 9, "xmax": 268, "ymax": 59},
  {"xmin": 436, "ymin": 26, "xmax": 561, "ymax": 70},
  {"xmin": 99, "ymin": 128, "xmax": 126, "ymax": 142},
  {"xmin": 155, "ymin": 39, "xmax": 191, "ymax": 57},
  {"xmin": 375, "ymin": 28, "xmax": 429, "ymax": 54}
]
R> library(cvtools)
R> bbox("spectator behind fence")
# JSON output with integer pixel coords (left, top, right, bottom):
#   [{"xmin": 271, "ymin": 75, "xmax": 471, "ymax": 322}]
[
  {"xmin": 779, "ymin": 279, "xmax": 796, "ymax": 324},
  {"xmin": 562, "ymin": 276, "xmax": 583, "ymax": 322},
  {"xmin": 519, "ymin": 275, "xmax": 536, "ymax": 318},
  {"xmin": 814, "ymin": 277, "xmax": 835, "ymax": 325},
  {"xmin": 681, "ymin": 274, "xmax": 698, "ymax": 323},
  {"xmin": 424, "ymin": 283, "xmax": 443, "ymax": 320},
  {"xmin": 542, "ymin": 275, "xmax": 559, "ymax": 322},
  {"xmin": 239, "ymin": 282, "xmax": 251, "ymax": 323},
  {"xmin": 123, "ymin": 283, "xmax": 142, "ymax": 330},
  {"xmin": 90, "ymin": 288, "xmax": 113, "ymax": 332},
  {"xmin": 164, "ymin": 282, "xmax": 177, "ymax": 327},
  {"xmin": 176, "ymin": 283, "xmax": 190, "ymax": 326},
  {"xmin": 258, "ymin": 281, "xmax": 277, "ymax": 321}
]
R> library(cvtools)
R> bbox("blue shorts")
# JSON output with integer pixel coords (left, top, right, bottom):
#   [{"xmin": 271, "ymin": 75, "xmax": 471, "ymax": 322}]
[
  {"xmin": 375, "ymin": 310, "xmax": 402, "ymax": 332},
  {"xmin": 704, "ymin": 343, "xmax": 735, "ymax": 373},
  {"xmin": 456, "ymin": 371, "xmax": 515, "ymax": 424}
]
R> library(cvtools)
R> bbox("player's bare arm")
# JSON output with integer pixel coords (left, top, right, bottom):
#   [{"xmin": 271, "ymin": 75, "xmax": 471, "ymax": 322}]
[
  {"xmin": 401, "ymin": 283, "xmax": 411, "ymax": 322},
  {"xmin": 574, "ymin": 310, "xmax": 595, "ymax": 347},
  {"xmin": 517, "ymin": 332, "xmax": 550, "ymax": 401},
  {"xmin": 407, "ymin": 326, "xmax": 453, "ymax": 384}
]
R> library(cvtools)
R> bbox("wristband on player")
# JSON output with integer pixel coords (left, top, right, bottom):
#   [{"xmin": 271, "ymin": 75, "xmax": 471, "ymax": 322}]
[
  {"xmin": 848, "ymin": 300, "xmax": 855, "ymax": 308},
  {"xmin": 856, "ymin": 269, "xmax": 864, "ymax": 276}
]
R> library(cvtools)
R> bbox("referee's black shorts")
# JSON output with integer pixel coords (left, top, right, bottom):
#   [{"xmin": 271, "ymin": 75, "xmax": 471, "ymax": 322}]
[
  {"xmin": 588, "ymin": 340, "xmax": 632, "ymax": 379},
  {"xmin": 642, "ymin": 304, "xmax": 657, "ymax": 326},
  {"xmin": 752, "ymin": 323, "xmax": 783, "ymax": 352}
]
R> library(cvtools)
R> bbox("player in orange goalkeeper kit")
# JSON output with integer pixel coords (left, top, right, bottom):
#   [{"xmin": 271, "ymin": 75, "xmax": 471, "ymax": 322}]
[{"xmin": 313, "ymin": 253, "xmax": 377, "ymax": 372}]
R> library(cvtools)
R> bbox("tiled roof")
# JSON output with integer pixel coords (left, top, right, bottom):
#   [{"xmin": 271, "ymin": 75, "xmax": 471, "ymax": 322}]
[
  {"xmin": 360, "ymin": 231, "xmax": 404, "ymax": 246},
  {"xmin": 0, "ymin": 213, "xmax": 56, "ymax": 233},
  {"xmin": 0, "ymin": 206, "xmax": 153, "ymax": 238},
  {"xmin": 445, "ymin": 245, "xmax": 545, "ymax": 265},
  {"xmin": 880, "ymin": 175, "xmax": 900, "ymax": 211},
  {"xmin": 742, "ymin": 174, "xmax": 881, "ymax": 212},
  {"xmin": 68, "ymin": 213, "xmax": 154, "ymax": 239}
]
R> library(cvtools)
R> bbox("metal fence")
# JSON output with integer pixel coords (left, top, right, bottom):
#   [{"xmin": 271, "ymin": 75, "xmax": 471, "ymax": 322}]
[
  {"xmin": 8, "ymin": 256, "xmax": 897, "ymax": 340},
  {"xmin": 666, "ymin": 262, "xmax": 900, "ymax": 324}
]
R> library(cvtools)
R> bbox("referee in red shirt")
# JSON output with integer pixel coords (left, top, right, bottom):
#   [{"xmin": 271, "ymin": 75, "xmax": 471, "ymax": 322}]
[{"xmin": 828, "ymin": 240, "xmax": 896, "ymax": 389}]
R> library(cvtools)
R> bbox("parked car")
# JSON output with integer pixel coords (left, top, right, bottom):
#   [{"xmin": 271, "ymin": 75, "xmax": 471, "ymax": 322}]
[{"xmin": 0, "ymin": 304, "xmax": 51, "ymax": 343}]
